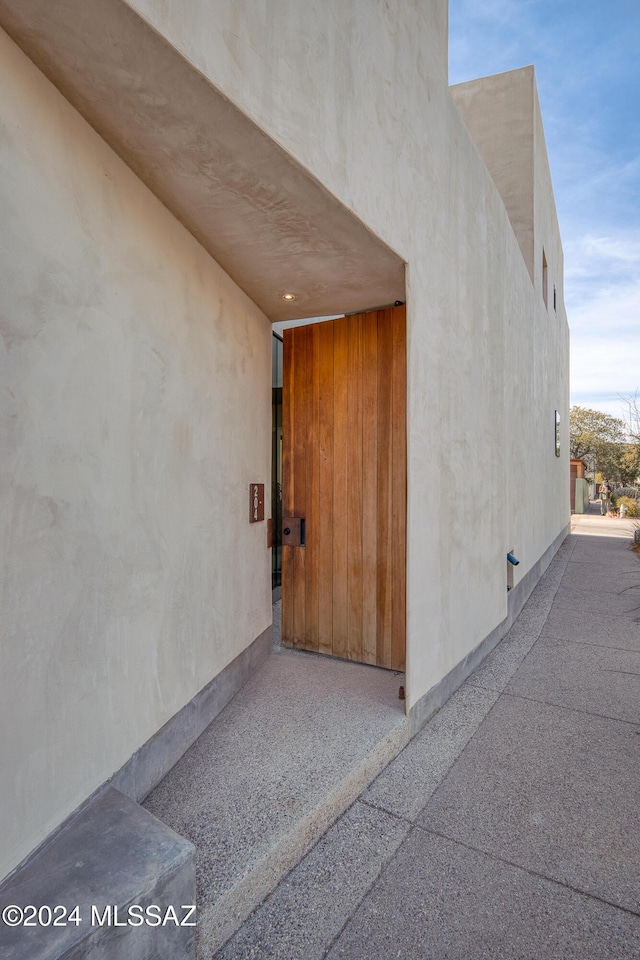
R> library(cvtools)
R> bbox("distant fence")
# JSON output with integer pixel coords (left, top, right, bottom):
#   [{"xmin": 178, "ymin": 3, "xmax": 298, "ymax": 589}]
[{"xmin": 574, "ymin": 478, "xmax": 590, "ymax": 514}]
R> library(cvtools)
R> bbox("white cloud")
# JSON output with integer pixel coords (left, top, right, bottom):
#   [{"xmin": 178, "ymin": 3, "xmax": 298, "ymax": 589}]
[
  {"xmin": 580, "ymin": 234, "xmax": 640, "ymax": 267},
  {"xmin": 447, "ymin": 1, "xmax": 640, "ymax": 424},
  {"xmin": 569, "ymin": 279, "xmax": 640, "ymax": 405},
  {"xmin": 567, "ymin": 228, "xmax": 640, "ymax": 414},
  {"xmin": 570, "ymin": 394, "xmax": 631, "ymax": 425},
  {"xmin": 565, "ymin": 229, "xmax": 640, "ymax": 301},
  {"xmin": 565, "ymin": 234, "xmax": 640, "ymax": 290}
]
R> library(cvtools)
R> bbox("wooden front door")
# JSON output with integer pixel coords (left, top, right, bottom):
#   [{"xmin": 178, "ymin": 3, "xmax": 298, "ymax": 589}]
[{"xmin": 281, "ymin": 306, "xmax": 406, "ymax": 671}]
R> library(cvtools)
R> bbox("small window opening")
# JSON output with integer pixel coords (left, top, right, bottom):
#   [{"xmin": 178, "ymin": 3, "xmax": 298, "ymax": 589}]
[
  {"xmin": 542, "ymin": 249, "xmax": 548, "ymax": 308},
  {"xmin": 553, "ymin": 284, "xmax": 557, "ymax": 313}
]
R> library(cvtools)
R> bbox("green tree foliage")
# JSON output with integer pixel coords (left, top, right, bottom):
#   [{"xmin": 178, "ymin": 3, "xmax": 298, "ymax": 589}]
[
  {"xmin": 620, "ymin": 391, "xmax": 640, "ymax": 483},
  {"xmin": 569, "ymin": 406, "xmax": 626, "ymax": 462},
  {"xmin": 619, "ymin": 445, "xmax": 640, "ymax": 485},
  {"xmin": 570, "ymin": 405, "xmax": 640, "ymax": 484},
  {"xmin": 570, "ymin": 405, "xmax": 640, "ymax": 483}
]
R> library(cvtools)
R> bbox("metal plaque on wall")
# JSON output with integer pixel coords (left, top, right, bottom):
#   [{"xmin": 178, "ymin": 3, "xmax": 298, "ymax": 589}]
[{"xmin": 249, "ymin": 483, "xmax": 264, "ymax": 522}]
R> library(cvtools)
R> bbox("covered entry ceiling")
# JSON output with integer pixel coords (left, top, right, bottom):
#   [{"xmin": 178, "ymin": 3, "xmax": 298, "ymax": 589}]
[{"xmin": 0, "ymin": 0, "xmax": 406, "ymax": 321}]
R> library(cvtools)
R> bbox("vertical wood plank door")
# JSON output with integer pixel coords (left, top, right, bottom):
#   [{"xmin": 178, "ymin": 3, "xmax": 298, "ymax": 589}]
[{"xmin": 281, "ymin": 306, "xmax": 406, "ymax": 671}]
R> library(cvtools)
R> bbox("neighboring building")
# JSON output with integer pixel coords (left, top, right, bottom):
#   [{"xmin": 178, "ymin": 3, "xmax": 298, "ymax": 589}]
[
  {"xmin": 570, "ymin": 459, "xmax": 590, "ymax": 513},
  {"xmin": 0, "ymin": 0, "xmax": 569, "ymax": 916}
]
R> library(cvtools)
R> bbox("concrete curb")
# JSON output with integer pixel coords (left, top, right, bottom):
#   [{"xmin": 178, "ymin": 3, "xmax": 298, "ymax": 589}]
[{"xmin": 199, "ymin": 718, "xmax": 413, "ymax": 955}]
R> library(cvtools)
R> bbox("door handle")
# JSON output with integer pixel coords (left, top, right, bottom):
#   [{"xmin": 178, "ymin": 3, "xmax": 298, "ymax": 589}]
[{"xmin": 282, "ymin": 517, "xmax": 305, "ymax": 546}]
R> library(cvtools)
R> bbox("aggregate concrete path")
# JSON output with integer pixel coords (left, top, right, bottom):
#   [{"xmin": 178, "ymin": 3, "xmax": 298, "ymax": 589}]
[
  {"xmin": 143, "ymin": 601, "xmax": 411, "ymax": 957},
  {"xmin": 218, "ymin": 505, "xmax": 640, "ymax": 960}
]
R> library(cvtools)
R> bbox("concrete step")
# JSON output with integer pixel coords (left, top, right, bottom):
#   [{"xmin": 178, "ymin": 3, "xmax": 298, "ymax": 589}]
[
  {"xmin": 143, "ymin": 611, "xmax": 410, "ymax": 957},
  {"xmin": 0, "ymin": 788, "xmax": 195, "ymax": 960}
]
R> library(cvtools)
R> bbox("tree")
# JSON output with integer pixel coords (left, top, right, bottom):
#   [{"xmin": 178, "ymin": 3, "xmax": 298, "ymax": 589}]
[
  {"xmin": 619, "ymin": 444, "xmax": 640, "ymax": 485},
  {"xmin": 621, "ymin": 390, "xmax": 640, "ymax": 445},
  {"xmin": 620, "ymin": 390, "xmax": 640, "ymax": 484},
  {"xmin": 569, "ymin": 406, "xmax": 627, "ymax": 479},
  {"xmin": 569, "ymin": 406, "xmax": 626, "ymax": 458}
]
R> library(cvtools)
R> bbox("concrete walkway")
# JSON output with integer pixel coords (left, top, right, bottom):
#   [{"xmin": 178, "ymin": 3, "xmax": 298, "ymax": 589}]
[
  {"xmin": 217, "ymin": 506, "xmax": 640, "ymax": 960},
  {"xmin": 143, "ymin": 601, "xmax": 412, "ymax": 957}
]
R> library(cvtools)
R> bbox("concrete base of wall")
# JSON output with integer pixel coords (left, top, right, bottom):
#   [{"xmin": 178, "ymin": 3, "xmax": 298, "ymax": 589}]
[
  {"xmin": 0, "ymin": 625, "xmax": 271, "ymax": 960},
  {"xmin": 0, "ymin": 526, "xmax": 569, "ymax": 960},
  {"xmin": 408, "ymin": 523, "xmax": 569, "ymax": 733},
  {"xmin": 112, "ymin": 623, "xmax": 272, "ymax": 803},
  {"xmin": 0, "ymin": 788, "xmax": 195, "ymax": 960}
]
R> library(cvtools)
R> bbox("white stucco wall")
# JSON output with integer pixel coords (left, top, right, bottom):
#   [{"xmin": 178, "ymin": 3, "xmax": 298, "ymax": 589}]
[
  {"xmin": 1, "ymin": 0, "xmax": 570, "ymax": 879},
  {"xmin": 128, "ymin": 0, "xmax": 448, "ymax": 263},
  {"xmin": 127, "ymin": 0, "xmax": 569, "ymax": 702},
  {"xmin": 0, "ymin": 28, "xmax": 272, "ymax": 879},
  {"xmin": 451, "ymin": 66, "xmax": 570, "ymax": 586},
  {"xmin": 450, "ymin": 67, "xmax": 536, "ymax": 281}
]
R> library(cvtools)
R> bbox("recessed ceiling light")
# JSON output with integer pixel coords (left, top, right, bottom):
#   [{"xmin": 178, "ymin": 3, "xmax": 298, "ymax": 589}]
[{"xmin": 282, "ymin": 293, "xmax": 296, "ymax": 301}]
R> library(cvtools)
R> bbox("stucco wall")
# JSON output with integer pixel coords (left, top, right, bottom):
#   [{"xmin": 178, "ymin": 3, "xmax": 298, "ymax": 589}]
[
  {"xmin": 127, "ymin": 0, "xmax": 569, "ymax": 705},
  {"xmin": 1, "ymin": 0, "xmax": 570, "ymax": 878},
  {"xmin": 450, "ymin": 67, "xmax": 536, "ymax": 281},
  {"xmin": 450, "ymin": 66, "xmax": 569, "ymax": 584},
  {"xmin": 0, "ymin": 28, "xmax": 272, "ymax": 880},
  {"xmin": 128, "ymin": 0, "xmax": 448, "ymax": 263}
]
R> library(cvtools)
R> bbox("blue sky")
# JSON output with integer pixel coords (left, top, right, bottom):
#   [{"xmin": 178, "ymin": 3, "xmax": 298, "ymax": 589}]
[{"xmin": 448, "ymin": 0, "xmax": 640, "ymax": 426}]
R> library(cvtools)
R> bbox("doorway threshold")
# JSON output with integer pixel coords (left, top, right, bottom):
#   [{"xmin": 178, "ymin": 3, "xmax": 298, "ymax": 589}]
[{"xmin": 143, "ymin": 601, "xmax": 409, "ymax": 958}]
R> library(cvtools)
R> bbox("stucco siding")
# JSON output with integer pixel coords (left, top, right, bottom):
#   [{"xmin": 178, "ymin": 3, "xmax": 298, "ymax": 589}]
[
  {"xmin": 0, "ymin": 0, "xmax": 569, "ymax": 880},
  {"xmin": 0, "ymin": 28, "xmax": 271, "ymax": 880},
  {"xmin": 124, "ymin": 0, "xmax": 569, "ymax": 705},
  {"xmin": 450, "ymin": 67, "xmax": 536, "ymax": 281},
  {"xmin": 127, "ymin": 0, "xmax": 449, "ymax": 262}
]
